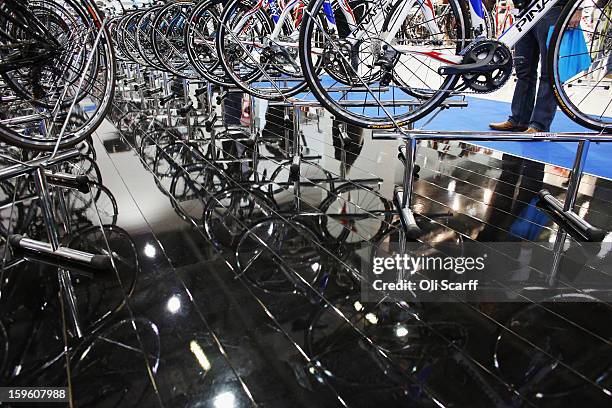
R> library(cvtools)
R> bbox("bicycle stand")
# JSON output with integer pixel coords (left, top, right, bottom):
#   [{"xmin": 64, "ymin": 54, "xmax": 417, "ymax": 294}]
[
  {"xmin": 373, "ymin": 129, "xmax": 612, "ymax": 247},
  {"xmin": 1, "ymin": 148, "xmax": 113, "ymax": 338}
]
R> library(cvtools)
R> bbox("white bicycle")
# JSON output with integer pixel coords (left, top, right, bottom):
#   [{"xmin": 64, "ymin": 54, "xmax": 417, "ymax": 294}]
[{"xmin": 298, "ymin": 0, "xmax": 612, "ymax": 131}]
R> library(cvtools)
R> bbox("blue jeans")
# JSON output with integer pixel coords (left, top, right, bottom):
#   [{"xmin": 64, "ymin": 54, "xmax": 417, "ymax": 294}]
[{"xmin": 508, "ymin": 7, "xmax": 562, "ymax": 132}]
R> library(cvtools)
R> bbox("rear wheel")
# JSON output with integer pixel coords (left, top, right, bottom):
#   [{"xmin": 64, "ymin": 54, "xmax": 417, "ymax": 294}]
[
  {"xmin": 548, "ymin": 0, "xmax": 612, "ymax": 132},
  {"xmin": 0, "ymin": 0, "xmax": 115, "ymax": 150}
]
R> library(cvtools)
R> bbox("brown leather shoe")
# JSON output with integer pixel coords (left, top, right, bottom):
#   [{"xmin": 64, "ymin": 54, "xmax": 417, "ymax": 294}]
[
  {"xmin": 524, "ymin": 127, "xmax": 544, "ymax": 133},
  {"xmin": 489, "ymin": 121, "xmax": 528, "ymax": 132}
]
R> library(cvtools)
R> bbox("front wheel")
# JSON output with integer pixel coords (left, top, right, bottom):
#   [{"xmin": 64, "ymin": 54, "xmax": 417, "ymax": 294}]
[
  {"xmin": 298, "ymin": 0, "xmax": 469, "ymax": 129},
  {"xmin": 548, "ymin": 0, "xmax": 612, "ymax": 132}
]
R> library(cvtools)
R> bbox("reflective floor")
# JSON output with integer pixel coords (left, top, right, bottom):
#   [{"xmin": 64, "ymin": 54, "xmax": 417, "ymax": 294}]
[{"xmin": 0, "ymin": 88, "xmax": 611, "ymax": 407}]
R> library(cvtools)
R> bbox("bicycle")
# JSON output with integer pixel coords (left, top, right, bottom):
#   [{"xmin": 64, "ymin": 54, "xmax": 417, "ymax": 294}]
[
  {"xmin": 298, "ymin": 0, "xmax": 612, "ymax": 131},
  {"xmin": 0, "ymin": 0, "xmax": 116, "ymax": 150}
]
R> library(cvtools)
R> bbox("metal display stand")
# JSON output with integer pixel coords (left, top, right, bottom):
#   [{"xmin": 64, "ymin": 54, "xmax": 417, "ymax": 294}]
[
  {"xmin": 373, "ymin": 129, "xmax": 612, "ymax": 242},
  {"xmin": 1, "ymin": 149, "xmax": 112, "ymax": 337}
]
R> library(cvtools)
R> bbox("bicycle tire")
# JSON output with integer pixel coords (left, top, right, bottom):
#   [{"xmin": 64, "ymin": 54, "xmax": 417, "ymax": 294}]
[
  {"xmin": 319, "ymin": 183, "xmax": 392, "ymax": 245},
  {"xmin": 235, "ymin": 217, "xmax": 324, "ymax": 294},
  {"xmin": 185, "ymin": 0, "xmax": 234, "ymax": 87},
  {"xmin": 298, "ymin": 0, "xmax": 469, "ymax": 129},
  {"xmin": 548, "ymin": 0, "xmax": 612, "ymax": 132},
  {"xmin": 216, "ymin": 0, "xmax": 310, "ymax": 100},
  {"xmin": 203, "ymin": 186, "xmax": 278, "ymax": 250},
  {"xmin": 0, "ymin": 0, "xmax": 116, "ymax": 150}
]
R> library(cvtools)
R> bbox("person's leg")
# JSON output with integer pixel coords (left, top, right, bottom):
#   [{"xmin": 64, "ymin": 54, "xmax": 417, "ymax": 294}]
[
  {"xmin": 508, "ymin": 31, "xmax": 540, "ymax": 126},
  {"xmin": 529, "ymin": 7, "xmax": 563, "ymax": 131}
]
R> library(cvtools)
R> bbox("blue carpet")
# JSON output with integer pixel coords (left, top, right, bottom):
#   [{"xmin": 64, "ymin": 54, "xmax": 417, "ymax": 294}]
[{"xmin": 414, "ymin": 96, "xmax": 612, "ymax": 180}]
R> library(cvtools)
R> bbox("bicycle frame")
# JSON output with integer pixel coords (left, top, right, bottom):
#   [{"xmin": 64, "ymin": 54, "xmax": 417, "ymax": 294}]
[
  {"xmin": 337, "ymin": 0, "xmax": 565, "ymax": 65},
  {"xmin": 231, "ymin": 0, "xmax": 444, "ymax": 59},
  {"xmin": 233, "ymin": 0, "xmax": 355, "ymax": 45}
]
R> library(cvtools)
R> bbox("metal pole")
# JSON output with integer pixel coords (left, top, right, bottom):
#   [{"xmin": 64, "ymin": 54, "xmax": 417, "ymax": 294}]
[
  {"xmin": 548, "ymin": 230, "xmax": 566, "ymax": 287},
  {"xmin": 163, "ymin": 72, "xmax": 171, "ymax": 126},
  {"xmin": 33, "ymin": 167, "xmax": 60, "ymax": 250},
  {"xmin": 32, "ymin": 167, "xmax": 82, "ymax": 338},
  {"xmin": 339, "ymin": 121, "xmax": 347, "ymax": 181},
  {"xmin": 136, "ymin": 65, "xmax": 144, "ymax": 110},
  {"xmin": 208, "ymin": 84, "xmax": 218, "ymax": 161},
  {"xmin": 285, "ymin": 106, "xmax": 291, "ymax": 156},
  {"xmin": 183, "ymin": 78, "xmax": 192, "ymax": 140},
  {"xmin": 293, "ymin": 106, "xmax": 302, "ymax": 213},
  {"xmin": 564, "ymin": 139, "xmax": 590, "ymax": 211},
  {"xmin": 402, "ymin": 136, "xmax": 417, "ymax": 208}
]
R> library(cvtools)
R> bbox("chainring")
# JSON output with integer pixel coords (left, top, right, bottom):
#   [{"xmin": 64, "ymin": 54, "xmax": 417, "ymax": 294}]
[{"xmin": 461, "ymin": 40, "xmax": 513, "ymax": 93}]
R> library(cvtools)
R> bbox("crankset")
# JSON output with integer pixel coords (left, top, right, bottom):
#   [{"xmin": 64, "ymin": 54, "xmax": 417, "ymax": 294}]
[
  {"xmin": 438, "ymin": 40, "xmax": 513, "ymax": 93},
  {"xmin": 322, "ymin": 38, "xmax": 359, "ymax": 85}
]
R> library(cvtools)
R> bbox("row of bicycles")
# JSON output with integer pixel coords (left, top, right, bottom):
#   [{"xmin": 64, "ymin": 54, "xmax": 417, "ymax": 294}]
[{"xmin": 112, "ymin": 0, "xmax": 612, "ymax": 131}]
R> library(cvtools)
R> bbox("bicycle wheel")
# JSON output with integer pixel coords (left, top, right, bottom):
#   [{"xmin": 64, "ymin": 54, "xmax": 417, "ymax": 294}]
[
  {"xmin": 185, "ymin": 0, "xmax": 234, "ymax": 87},
  {"xmin": 494, "ymin": 295, "xmax": 612, "ymax": 400},
  {"xmin": 320, "ymin": 183, "xmax": 392, "ymax": 245},
  {"xmin": 305, "ymin": 293, "xmax": 436, "ymax": 389},
  {"xmin": 235, "ymin": 217, "xmax": 324, "ymax": 294},
  {"xmin": 216, "ymin": 0, "xmax": 309, "ymax": 100},
  {"xmin": 203, "ymin": 187, "xmax": 277, "ymax": 250},
  {"xmin": 64, "ymin": 181, "xmax": 119, "ymax": 230},
  {"xmin": 269, "ymin": 160, "xmax": 333, "ymax": 209},
  {"xmin": 70, "ymin": 318, "xmax": 160, "ymax": 406},
  {"xmin": 169, "ymin": 163, "xmax": 226, "ymax": 223},
  {"xmin": 65, "ymin": 225, "xmax": 139, "ymax": 330},
  {"xmin": 150, "ymin": 1, "xmax": 197, "ymax": 78},
  {"xmin": 548, "ymin": 0, "xmax": 612, "ymax": 132},
  {"xmin": 0, "ymin": 0, "xmax": 96, "ymax": 108},
  {"xmin": 117, "ymin": 10, "xmax": 148, "ymax": 65},
  {"xmin": 0, "ymin": 0, "xmax": 115, "ymax": 150},
  {"xmin": 135, "ymin": 5, "xmax": 166, "ymax": 70},
  {"xmin": 299, "ymin": 0, "xmax": 469, "ymax": 129}
]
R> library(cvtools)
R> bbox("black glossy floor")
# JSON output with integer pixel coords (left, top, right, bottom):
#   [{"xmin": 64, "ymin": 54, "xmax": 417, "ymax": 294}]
[{"xmin": 1, "ymin": 92, "xmax": 612, "ymax": 407}]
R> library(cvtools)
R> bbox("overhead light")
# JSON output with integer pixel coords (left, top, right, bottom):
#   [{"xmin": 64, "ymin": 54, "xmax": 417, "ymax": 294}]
[{"xmin": 483, "ymin": 189, "xmax": 493, "ymax": 205}]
